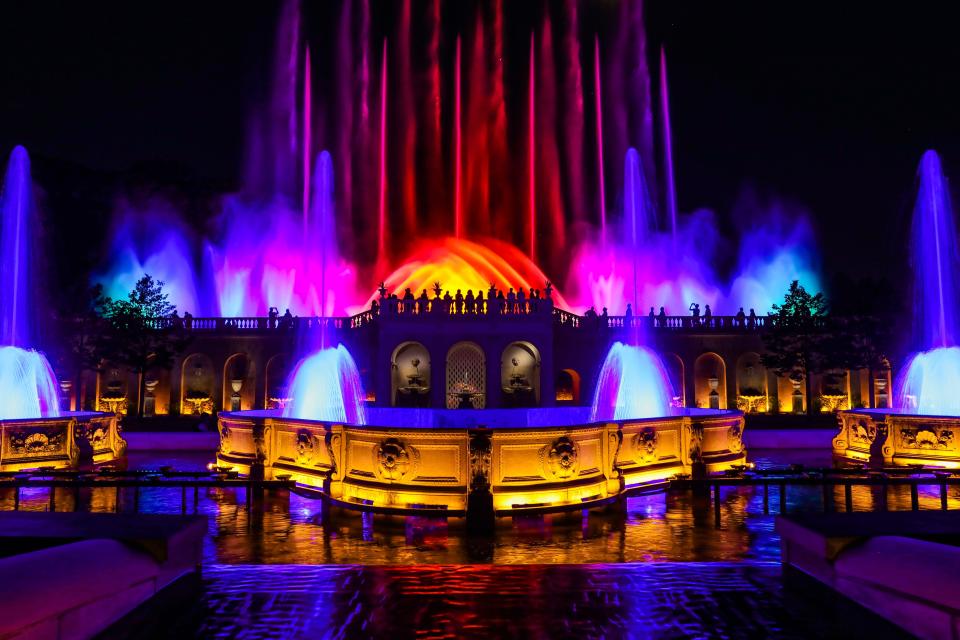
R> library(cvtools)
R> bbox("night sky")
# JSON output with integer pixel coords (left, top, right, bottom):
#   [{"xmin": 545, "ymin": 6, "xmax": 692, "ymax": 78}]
[{"xmin": 2, "ymin": 0, "xmax": 960, "ymax": 298}]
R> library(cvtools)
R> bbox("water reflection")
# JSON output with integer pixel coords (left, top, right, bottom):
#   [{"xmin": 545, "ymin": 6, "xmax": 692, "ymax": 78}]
[{"xmin": 3, "ymin": 449, "xmax": 959, "ymax": 566}]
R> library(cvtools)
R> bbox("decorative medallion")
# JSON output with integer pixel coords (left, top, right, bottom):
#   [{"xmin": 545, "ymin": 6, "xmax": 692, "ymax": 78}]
[
  {"xmin": 634, "ymin": 429, "xmax": 659, "ymax": 463},
  {"xmin": 543, "ymin": 436, "xmax": 579, "ymax": 479},
  {"xmin": 375, "ymin": 438, "xmax": 415, "ymax": 480},
  {"xmin": 295, "ymin": 429, "xmax": 318, "ymax": 464}
]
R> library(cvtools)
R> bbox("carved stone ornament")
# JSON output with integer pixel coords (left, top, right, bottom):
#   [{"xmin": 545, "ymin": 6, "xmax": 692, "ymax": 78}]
[
  {"xmin": 543, "ymin": 436, "xmax": 579, "ymax": 479},
  {"xmin": 900, "ymin": 427, "xmax": 954, "ymax": 450},
  {"xmin": 219, "ymin": 423, "xmax": 232, "ymax": 454},
  {"xmin": 850, "ymin": 421, "xmax": 877, "ymax": 446},
  {"xmin": 376, "ymin": 438, "xmax": 413, "ymax": 480},
  {"xmin": 296, "ymin": 429, "xmax": 318, "ymax": 464},
  {"xmin": 634, "ymin": 428, "xmax": 659, "ymax": 463},
  {"xmin": 689, "ymin": 422, "xmax": 704, "ymax": 462},
  {"xmin": 469, "ymin": 431, "xmax": 492, "ymax": 490},
  {"xmin": 727, "ymin": 424, "xmax": 744, "ymax": 454},
  {"xmin": 8, "ymin": 429, "xmax": 64, "ymax": 456}
]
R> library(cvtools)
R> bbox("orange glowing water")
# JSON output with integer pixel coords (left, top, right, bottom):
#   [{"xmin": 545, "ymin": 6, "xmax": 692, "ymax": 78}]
[{"xmin": 359, "ymin": 237, "xmax": 571, "ymax": 310}]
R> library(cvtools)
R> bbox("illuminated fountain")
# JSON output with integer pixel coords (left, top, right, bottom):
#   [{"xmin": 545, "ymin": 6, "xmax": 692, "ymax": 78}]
[
  {"xmin": 219, "ymin": 334, "xmax": 744, "ymax": 516},
  {"xmin": 282, "ymin": 345, "xmax": 366, "ymax": 425},
  {"xmin": 836, "ymin": 150, "xmax": 960, "ymax": 466},
  {"xmin": 0, "ymin": 146, "xmax": 61, "ymax": 421},
  {"xmin": 0, "ymin": 146, "xmax": 124, "ymax": 469},
  {"xmin": 95, "ymin": 0, "xmax": 822, "ymax": 318},
  {"xmin": 591, "ymin": 341, "xmax": 675, "ymax": 422}
]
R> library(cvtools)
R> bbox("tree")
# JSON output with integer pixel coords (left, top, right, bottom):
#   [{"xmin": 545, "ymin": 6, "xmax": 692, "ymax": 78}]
[
  {"xmin": 762, "ymin": 281, "xmax": 829, "ymax": 414},
  {"xmin": 100, "ymin": 275, "xmax": 190, "ymax": 418},
  {"xmin": 52, "ymin": 283, "xmax": 110, "ymax": 411},
  {"xmin": 763, "ymin": 280, "xmax": 889, "ymax": 414}
]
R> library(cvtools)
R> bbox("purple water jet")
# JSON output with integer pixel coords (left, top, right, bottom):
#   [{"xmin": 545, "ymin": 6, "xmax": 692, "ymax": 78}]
[
  {"xmin": 0, "ymin": 146, "xmax": 60, "ymax": 419},
  {"xmin": 282, "ymin": 344, "xmax": 366, "ymax": 424},
  {"xmin": 591, "ymin": 341, "xmax": 675, "ymax": 421},
  {"xmin": 895, "ymin": 150, "xmax": 960, "ymax": 415}
]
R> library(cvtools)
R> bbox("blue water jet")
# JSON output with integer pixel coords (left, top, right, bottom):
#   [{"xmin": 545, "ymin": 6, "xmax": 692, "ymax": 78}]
[
  {"xmin": 0, "ymin": 146, "xmax": 60, "ymax": 419},
  {"xmin": 591, "ymin": 341, "xmax": 675, "ymax": 421},
  {"xmin": 282, "ymin": 344, "xmax": 366, "ymax": 424},
  {"xmin": 895, "ymin": 150, "xmax": 960, "ymax": 415}
]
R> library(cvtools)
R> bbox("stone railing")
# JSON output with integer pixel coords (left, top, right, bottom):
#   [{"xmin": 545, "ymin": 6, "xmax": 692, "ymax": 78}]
[{"xmin": 144, "ymin": 308, "xmax": 809, "ymax": 333}]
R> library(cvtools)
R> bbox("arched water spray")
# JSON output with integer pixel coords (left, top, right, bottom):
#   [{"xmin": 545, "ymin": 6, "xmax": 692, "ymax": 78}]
[
  {"xmin": 591, "ymin": 341, "xmax": 674, "ymax": 421},
  {"xmin": 895, "ymin": 150, "xmax": 960, "ymax": 415},
  {"xmin": 282, "ymin": 344, "xmax": 366, "ymax": 424},
  {"xmin": 0, "ymin": 146, "xmax": 60, "ymax": 419}
]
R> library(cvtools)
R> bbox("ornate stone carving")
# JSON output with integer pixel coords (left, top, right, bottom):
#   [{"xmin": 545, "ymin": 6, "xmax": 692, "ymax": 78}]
[
  {"xmin": 7, "ymin": 429, "xmax": 64, "ymax": 456},
  {"xmin": 849, "ymin": 421, "xmax": 877, "ymax": 447},
  {"xmin": 468, "ymin": 430, "xmax": 492, "ymax": 490},
  {"xmin": 633, "ymin": 428, "xmax": 659, "ymax": 463},
  {"xmin": 727, "ymin": 424, "xmax": 744, "ymax": 455},
  {"xmin": 375, "ymin": 438, "xmax": 414, "ymax": 480},
  {"xmin": 689, "ymin": 422, "xmax": 704, "ymax": 463},
  {"xmin": 326, "ymin": 432, "xmax": 341, "ymax": 478},
  {"xmin": 219, "ymin": 423, "xmax": 232, "ymax": 455},
  {"xmin": 900, "ymin": 427, "xmax": 954, "ymax": 450},
  {"xmin": 609, "ymin": 428, "xmax": 623, "ymax": 474},
  {"xmin": 252, "ymin": 423, "xmax": 270, "ymax": 463},
  {"xmin": 542, "ymin": 436, "xmax": 579, "ymax": 479},
  {"xmin": 87, "ymin": 424, "xmax": 108, "ymax": 450},
  {"xmin": 295, "ymin": 429, "xmax": 319, "ymax": 464}
]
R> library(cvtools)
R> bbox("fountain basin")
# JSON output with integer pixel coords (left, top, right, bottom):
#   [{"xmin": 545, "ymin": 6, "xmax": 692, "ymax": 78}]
[
  {"xmin": 835, "ymin": 408, "xmax": 960, "ymax": 468},
  {"xmin": 217, "ymin": 407, "xmax": 745, "ymax": 515},
  {"xmin": 0, "ymin": 412, "xmax": 125, "ymax": 471}
]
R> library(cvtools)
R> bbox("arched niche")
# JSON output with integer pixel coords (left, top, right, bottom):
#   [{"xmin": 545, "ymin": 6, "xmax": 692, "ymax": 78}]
[
  {"xmin": 735, "ymin": 352, "xmax": 768, "ymax": 413},
  {"xmin": 662, "ymin": 353, "xmax": 685, "ymax": 407},
  {"xmin": 501, "ymin": 341, "xmax": 541, "ymax": 407},
  {"xmin": 181, "ymin": 353, "xmax": 215, "ymax": 415},
  {"xmin": 392, "ymin": 342, "xmax": 431, "ymax": 407},
  {"xmin": 694, "ymin": 352, "xmax": 727, "ymax": 410},
  {"xmin": 223, "ymin": 353, "xmax": 256, "ymax": 411},
  {"xmin": 446, "ymin": 342, "xmax": 486, "ymax": 409},
  {"xmin": 264, "ymin": 354, "xmax": 290, "ymax": 409},
  {"xmin": 556, "ymin": 369, "xmax": 581, "ymax": 404}
]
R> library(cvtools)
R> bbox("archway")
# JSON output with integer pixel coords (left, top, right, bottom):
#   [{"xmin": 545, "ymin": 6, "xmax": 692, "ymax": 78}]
[
  {"xmin": 735, "ymin": 352, "xmax": 768, "ymax": 413},
  {"xmin": 694, "ymin": 353, "xmax": 727, "ymax": 410},
  {"xmin": 556, "ymin": 369, "xmax": 581, "ymax": 404},
  {"xmin": 223, "ymin": 353, "xmax": 256, "ymax": 412},
  {"xmin": 181, "ymin": 353, "xmax": 215, "ymax": 415},
  {"xmin": 501, "ymin": 342, "xmax": 541, "ymax": 407},
  {"xmin": 446, "ymin": 342, "xmax": 486, "ymax": 409},
  {"xmin": 264, "ymin": 354, "xmax": 290, "ymax": 409},
  {"xmin": 663, "ymin": 354, "xmax": 685, "ymax": 407},
  {"xmin": 391, "ymin": 342, "xmax": 431, "ymax": 407}
]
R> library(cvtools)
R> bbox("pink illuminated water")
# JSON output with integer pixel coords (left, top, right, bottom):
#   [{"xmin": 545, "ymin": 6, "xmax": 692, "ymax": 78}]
[
  {"xmin": 0, "ymin": 147, "xmax": 60, "ymax": 419},
  {"xmin": 895, "ymin": 150, "xmax": 960, "ymax": 415},
  {"xmin": 565, "ymin": 149, "xmax": 820, "ymax": 314},
  {"xmin": 593, "ymin": 35, "xmax": 607, "ymax": 246},
  {"xmin": 95, "ymin": 2, "xmax": 822, "ymax": 319},
  {"xmin": 660, "ymin": 48, "xmax": 677, "ymax": 239},
  {"xmin": 282, "ymin": 345, "xmax": 366, "ymax": 424},
  {"xmin": 591, "ymin": 342, "xmax": 674, "ymax": 421}
]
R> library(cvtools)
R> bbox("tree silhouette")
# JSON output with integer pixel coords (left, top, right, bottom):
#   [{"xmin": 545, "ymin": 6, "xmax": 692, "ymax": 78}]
[{"xmin": 100, "ymin": 275, "xmax": 190, "ymax": 418}]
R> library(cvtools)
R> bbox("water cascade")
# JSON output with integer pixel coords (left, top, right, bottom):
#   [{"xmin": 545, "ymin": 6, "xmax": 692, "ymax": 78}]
[
  {"xmin": 895, "ymin": 150, "xmax": 960, "ymax": 415},
  {"xmin": 282, "ymin": 344, "xmax": 366, "ymax": 424},
  {"xmin": 591, "ymin": 341, "xmax": 674, "ymax": 421},
  {"xmin": 0, "ymin": 146, "xmax": 60, "ymax": 419}
]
